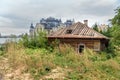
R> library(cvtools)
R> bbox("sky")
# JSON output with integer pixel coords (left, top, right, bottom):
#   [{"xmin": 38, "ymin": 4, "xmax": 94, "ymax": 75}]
[{"xmin": 0, "ymin": 0, "xmax": 120, "ymax": 35}]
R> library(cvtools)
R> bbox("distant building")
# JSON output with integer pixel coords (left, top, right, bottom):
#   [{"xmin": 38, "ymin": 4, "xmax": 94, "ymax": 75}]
[
  {"xmin": 64, "ymin": 19, "xmax": 74, "ymax": 27},
  {"xmin": 29, "ymin": 23, "xmax": 35, "ymax": 37},
  {"xmin": 40, "ymin": 17, "xmax": 74, "ymax": 29},
  {"xmin": 29, "ymin": 17, "xmax": 75, "ymax": 36},
  {"xmin": 34, "ymin": 23, "xmax": 45, "ymax": 34},
  {"xmin": 29, "ymin": 23, "xmax": 45, "ymax": 37},
  {"xmin": 98, "ymin": 24, "xmax": 109, "ymax": 32},
  {"xmin": 40, "ymin": 17, "xmax": 62, "ymax": 29}
]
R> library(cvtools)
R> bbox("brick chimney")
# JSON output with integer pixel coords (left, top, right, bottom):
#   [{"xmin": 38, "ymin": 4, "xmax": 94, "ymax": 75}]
[{"xmin": 84, "ymin": 20, "xmax": 88, "ymax": 26}]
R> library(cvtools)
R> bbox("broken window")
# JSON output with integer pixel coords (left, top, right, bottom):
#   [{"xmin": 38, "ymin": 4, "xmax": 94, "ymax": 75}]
[{"xmin": 78, "ymin": 44, "xmax": 85, "ymax": 53}]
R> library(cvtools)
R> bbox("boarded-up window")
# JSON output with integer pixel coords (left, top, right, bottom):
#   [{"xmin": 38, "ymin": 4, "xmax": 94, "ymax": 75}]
[{"xmin": 94, "ymin": 42, "xmax": 100, "ymax": 51}]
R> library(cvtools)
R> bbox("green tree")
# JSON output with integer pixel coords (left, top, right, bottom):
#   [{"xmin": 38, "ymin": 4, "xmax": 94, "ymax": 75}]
[
  {"xmin": 21, "ymin": 30, "xmax": 48, "ymax": 49},
  {"xmin": 21, "ymin": 33, "xmax": 29, "ymax": 47},
  {"xmin": 92, "ymin": 23, "xmax": 99, "ymax": 32},
  {"xmin": 35, "ymin": 31, "xmax": 47, "ymax": 48},
  {"xmin": 101, "ymin": 26, "xmax": 112, "ymax": 37},
  {"xmin": 111, "ymin": 7, "xmax": 120, "ymax": 49},
  {"xmin": 112, "ymin": 7, "xmax": 120, "ymax": 25},
  {"xmin": 111, "ymin": 25, "xmax": 120, "ymax": 48}
]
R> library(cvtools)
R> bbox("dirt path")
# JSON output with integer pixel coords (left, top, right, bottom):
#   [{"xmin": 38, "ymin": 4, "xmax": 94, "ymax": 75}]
[{"xmin": 0, "ymin": 56, "xmax": 32, "ymax": 80}]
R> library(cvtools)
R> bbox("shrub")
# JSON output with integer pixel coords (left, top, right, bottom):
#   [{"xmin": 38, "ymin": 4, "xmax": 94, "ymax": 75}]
[
  {"xmin": 21, "ymin": 30, "xmax": 48, "ymax": 49},
  {"xmin": 5, "ymin": 40, "xmax": 56, "ymax": 79}
]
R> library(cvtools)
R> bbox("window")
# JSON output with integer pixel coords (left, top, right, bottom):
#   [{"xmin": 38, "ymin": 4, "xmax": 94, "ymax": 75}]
[
  {"xmin": 66, "ymin": 29, "xmax": 72, "ymax": 34},
  {"xmin": 78, "ymin": 44, "xmax": 85, "ymax": 53}
]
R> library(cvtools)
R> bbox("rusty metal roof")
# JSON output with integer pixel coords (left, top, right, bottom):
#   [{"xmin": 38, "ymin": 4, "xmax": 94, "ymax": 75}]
[{"xmin": 48, "ymin": 22, "xmax": 109, "ymax": 39}]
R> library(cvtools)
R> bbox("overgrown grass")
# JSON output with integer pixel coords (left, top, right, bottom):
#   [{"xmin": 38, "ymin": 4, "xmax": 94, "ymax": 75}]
[
  {"xmin": 4, "ymin": 42, "xmax": 55, "ymax": 80},
  {"xmin": 0, "ymin": 40, "xmax": 120, "ymax": 80}
]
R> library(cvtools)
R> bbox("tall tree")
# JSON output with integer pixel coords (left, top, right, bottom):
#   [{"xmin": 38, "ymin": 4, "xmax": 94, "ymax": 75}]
[
  {"xmin": 112, "ymin": 7, "xmax": 120, "ymax": 25},
  {"xmin": 111, "ymin": 25, "xmax": 120, "ymax": 48},
  {"xmin": 111, "ymin": 7, "xmax": 120, "ymax": 48}
]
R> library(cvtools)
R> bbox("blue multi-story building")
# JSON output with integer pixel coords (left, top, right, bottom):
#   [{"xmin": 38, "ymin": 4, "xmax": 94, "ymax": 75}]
[
  {"xmin": 64, "ymin": 19, "xmax": 74, "ymax": 27},
  {"xmin": 29, "ymin": 17, "xmax": 75, "ymax": 35},
  {"xmin": 40, "ymin": 17, "xmax": 62, "ymax": 29}
]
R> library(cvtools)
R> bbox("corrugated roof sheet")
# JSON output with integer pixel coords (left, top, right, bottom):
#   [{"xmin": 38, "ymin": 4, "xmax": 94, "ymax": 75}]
[{"xmin": 48, "ymin": 22, "xmax": 109, "ymax": 39}]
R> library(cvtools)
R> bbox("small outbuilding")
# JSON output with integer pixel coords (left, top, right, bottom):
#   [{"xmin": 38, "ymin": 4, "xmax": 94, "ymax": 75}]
[{"xmin": 48, "ymin": 20, "xmax": 109, "ymax": 53}]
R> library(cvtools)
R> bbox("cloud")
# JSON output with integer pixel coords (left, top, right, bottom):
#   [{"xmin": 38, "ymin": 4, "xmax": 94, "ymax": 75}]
[
  {"xmin": 0, "ymin": 0, "xmax": 119, "ymax": 35},
  {"xmin": 0, "ymin": 27, "xmax": 28, "ymax": 35},
  {"xmin": 72, "ymin": 0, "xmax": 117, "ymax": 16}
]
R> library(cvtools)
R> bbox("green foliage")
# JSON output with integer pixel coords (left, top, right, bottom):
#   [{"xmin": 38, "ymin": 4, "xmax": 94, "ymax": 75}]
[
  {"xmin": 21, "ymin": 30, "xmax": 47, "ymax": 49},
  {"xmin": 21, "ymin": 33, "xmax": 29, "ymax": 47},
  {"xmin": 67, "ymin": 71, "xmax": 83, "ymax": 79},
  {"xmin": 0, "ymin": 51, "xmax": 3, "ymax": 56},
  {"xmin": 101, "ymin": 26, "xmax": 112, "ymax": 37},
  {"xmin": 0, "ymin": 45, "xmax": 4, "ymax": 56},
  {"xmin": 92, "ymin": 23, "xmax": 99, "ymax": 32},
  {"xmin": 92, "ymin": 23, "xmax": 112, "ymax": 38},
  {"xmin": 112, "ymin": 7, "xmax": 120, "ymax": 25},
  {"xmin": 2, "ymin": 40, "xmax": 120, "ymax": 80},
  {"xmin": 111, "ymin": 25, "xmax": 120, "ymax": 48},
  {"xmin": 98, "ymin": 7, "xmax": 120, "ymax": 54}
]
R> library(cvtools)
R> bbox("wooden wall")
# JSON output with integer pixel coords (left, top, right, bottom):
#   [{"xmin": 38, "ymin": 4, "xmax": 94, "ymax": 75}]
[{"xmin": 48, "ymin": 38, "xmax": 107, "ymax": 52}]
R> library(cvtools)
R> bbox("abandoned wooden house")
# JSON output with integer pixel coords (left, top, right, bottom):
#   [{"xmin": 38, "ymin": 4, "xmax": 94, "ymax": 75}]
[{"xmin": 48, "ymin": 20, "xmax": 109, "ymax": 53}]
